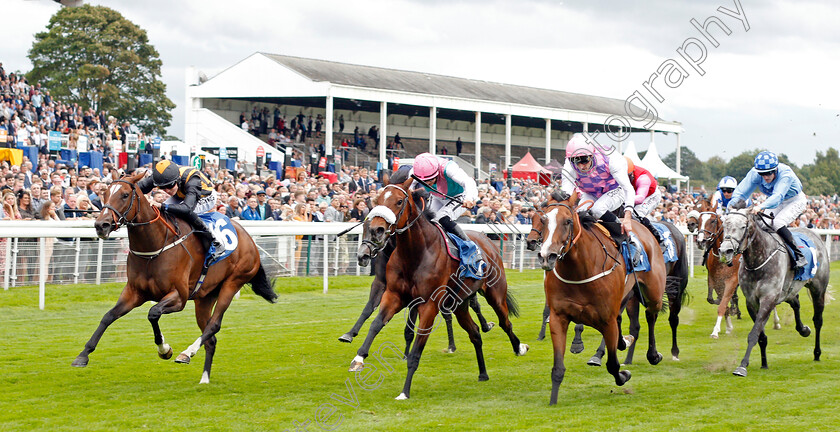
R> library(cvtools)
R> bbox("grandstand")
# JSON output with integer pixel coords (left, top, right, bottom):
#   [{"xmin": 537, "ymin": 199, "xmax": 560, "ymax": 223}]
[{"xmin": 186, "ymin": 53, "xmax": 685, "ymax": 178}]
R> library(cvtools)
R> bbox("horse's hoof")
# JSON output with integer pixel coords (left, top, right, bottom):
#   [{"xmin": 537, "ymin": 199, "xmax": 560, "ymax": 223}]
[
  {"xmin": 706, "ymin": 297, "xmax": 716, "ymax": 305},
  {"xmin": 672, "ymin": 355, "xmax": 680, "ymax": 361},
  {"xmin": 158, "ymin": 346, "xmax": 173, "ymax": 360},
  {"xmin": 478, "ymin": 374, "xmax": 489, "ymax": 382},
  {"xmin": 349, "ymin": 361, "xmax": 364, "ymax": 372},
  {"xmin": 338, "ymin": 333, "xmax": 354, "ymax": 343},
  {"xmin": 732, "ymin": 366, "xmax": 747, "ymax": 377},
  {"xmin": 482, "ymin": 322, "xmax": 495, "ymax": 333},
  {"xmin": 536, "ymin": 334, "xmax": 545, "ymax": 341},
  {"xmin": 395, "ymin": 393, "xmax": 409, "ymax": 400},
  {"xmin": 175, "ymin": 354, "xmax": 191, "ymax": 364},
  {"xmin": 517, "ymin": 344, "xmax": 530, "ymax": 356},
  {"xmin": 199, "ymin": 371, "xmax": 210, "ymax": 384},
  {"xmin": 616, "ymin": 370, "xmax": 631, "ymax": 386},
  {"xmin": 587, "ymin": 356, "xmax": 602, "ymax": 367},
  {"xmin": 710, "ymin": 333, "xmax": 719, "ymax": 339},
  {"xmin": 648, "ymin": 352, "xmax": 663, "ymax": 366},
  {"xmin": 799, "ymin": 326, "xmax": 811, "ymax": 337},
  {"xmin": 443, "ymin": 347, "xmax": 456, "ymax": 354},
  {"xmin": 71, "ymin": 356, "xmax": 89, "ymax": 368},
  {"xmin": 570, "ymin": 341, "xmax": 584, "ymax": 354},
  {"xmin": 774, "ymin": 323, "xmax": 782, "ymax": 330}
]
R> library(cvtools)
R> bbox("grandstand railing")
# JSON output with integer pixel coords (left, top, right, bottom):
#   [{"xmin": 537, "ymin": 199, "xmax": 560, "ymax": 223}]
[{"xmin": 1, "ymin": 220, "xmax": 837, "ymax": 310}]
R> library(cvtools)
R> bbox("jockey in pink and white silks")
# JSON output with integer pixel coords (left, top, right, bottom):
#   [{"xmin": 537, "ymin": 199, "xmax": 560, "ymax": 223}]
[
  {"xmin": 727, "ymin": 150, "xmax": 807, "ymax": 269},
  {"xmin": 409, "ymin": 153, "xmax": 484, "ymax": 264}
]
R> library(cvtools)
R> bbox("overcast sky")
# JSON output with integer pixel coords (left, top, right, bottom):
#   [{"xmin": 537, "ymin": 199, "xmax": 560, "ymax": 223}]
[{"xmin": 4, "ymin": 0, "xmax": 839, "ymax": 165}]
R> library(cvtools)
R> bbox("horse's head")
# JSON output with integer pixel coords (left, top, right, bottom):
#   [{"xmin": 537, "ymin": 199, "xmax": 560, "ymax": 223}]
[
  {"xmin": 356, "ymin": 219, "xmax": 375, "ymax": 267},
  {"xmin": 526, "ymin": 209, "xmax": 544, "ymax": 251},
  {"xmin": 693, "ymin": 211, "xmax": 720, "ymax": 250},
  {"xmin": 535, "ymin": 190, "xmax": 578, "ymax": 271},
  {"xmin": 358, "ymin": 178, "xmax": 425, "ymax": 265},
  {"xmin": 94, "ymin": 171, "xmax": 146, "ymax": 239},
  {"xmin": 719, "ymin": 205, "xmax": 750, "ymax": 266}
]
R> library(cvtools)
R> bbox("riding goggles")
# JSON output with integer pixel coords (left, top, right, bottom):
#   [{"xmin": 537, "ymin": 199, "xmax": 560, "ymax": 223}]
[
  {"xmin": 720, "ymin": 188, "xmax": 734, "ymax": 194},
  {"xmin": 571, "ymin": 155, "xmax": 592, "ymax": 166}
]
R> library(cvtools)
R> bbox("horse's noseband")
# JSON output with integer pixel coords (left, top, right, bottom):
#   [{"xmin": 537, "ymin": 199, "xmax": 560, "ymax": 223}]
[{"xmin": 102, "ymin": 179, "xmax": 140, "ymax": 230}]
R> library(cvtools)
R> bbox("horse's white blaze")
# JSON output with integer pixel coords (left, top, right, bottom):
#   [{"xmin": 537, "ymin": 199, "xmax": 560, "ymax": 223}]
[
  {"xmin": 200, "ymin": 371, "xmax": 210, "ymax": 384},
  {"xmin": 101, "ymin": 207, "xmax": 110, "ymax": 217},
  {"xmin": 353, "ymin": 355, "xmax": 365, "ymax": 364},
  {"xmin": 395, "ymin": 393, "xmax": 408, "ymax": 400},
  {"xmin": 697, "ymin": 213, "xmax": 712, "ymax": 242},
  {"xmin": 181, "ymin": 337, "xmax": 202, "ymax": 358},
  {"xmin": 383, "ymin": 191, "xmax": 392, "ymax": 201},
  {"xmin": 367, "ymin": 206, "xmax": 397, "ymax": 224},
  {"xmin": 539, "ymin": 208, "xmax": 559, "ymax": 258},
  {"xmin": 109, "ymin": 184, "xmax": 121, "ymax": 198}
]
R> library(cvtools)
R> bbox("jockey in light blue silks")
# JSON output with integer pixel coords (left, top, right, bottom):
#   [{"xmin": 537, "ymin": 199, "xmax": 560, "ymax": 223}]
[
  {"xmin": 560, "ymin": 133, "xmax": 636, "ymax": 241},
  {"xmin": 727, "ymin": 151, "xmax": 807, "ymax": 269}
]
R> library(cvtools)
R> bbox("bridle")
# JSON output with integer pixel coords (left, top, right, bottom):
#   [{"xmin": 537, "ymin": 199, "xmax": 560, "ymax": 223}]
[
  {"xmin": 695, "ymin": 211, "xmax": 721, "ymax": 248},
  {"xmin": 101, "ymin": 179, "xmax": 179, "ymax": 258},
  {"xmin": 535, "ymin": 200, "xmax": 589, "ymax": 261},
  {"xmin": 361, "ymin": 184, "xmax": 427, "ymax": 257},
  {"xmin": 722, "ymin": 211, "xmax": 783, "ymax": 270}
]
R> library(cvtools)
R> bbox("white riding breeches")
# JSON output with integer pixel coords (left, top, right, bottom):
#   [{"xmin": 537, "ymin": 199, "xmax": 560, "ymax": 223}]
[
  {"xmin": 165, "ymin": 190, "xmax": 218, "ymax": 215},
  {"xmin": 429, "ymin": 194, "xmax": 465, "ymax": 222},
  {"xmin": 579, "ymin": 188, "xmax": 625, "ymax": 218},
  {"xmin": 633, "ymin": 189, "xmax": 661, "ymax": 218},
  {"xmin": 764, "ymin": 191, "xmax": 807, "ymax": 230}
]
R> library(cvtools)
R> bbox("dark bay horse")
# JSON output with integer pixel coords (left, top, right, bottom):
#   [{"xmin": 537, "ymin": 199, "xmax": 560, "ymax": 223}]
[
  {"xmin": 341, "ymin": 227, "xmax": 494, "ymax": 355},
  {"xmin": 350, "ymin": 180, "xmax": 527, "ymax": 400},
  {"xmin": 719, "ymin": 205, "xmax": 830, "ymax": 377},
  {"xmin": 71, "ymin": 172, "xmax": 277, "ymax": 383},
  {"xmin": 529, "ymin": 191, "xmax": 665, "ymax": 405}
]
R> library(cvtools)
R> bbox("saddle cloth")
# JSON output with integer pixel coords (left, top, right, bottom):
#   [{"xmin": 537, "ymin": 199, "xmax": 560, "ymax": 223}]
[
  {"xmin": 621, "ymin": 232, "xmax": 651, "ymax": 274},
  {"xmin": 789, "ymin": 232, "xmax": 819, "ymax": 281},
  {"xmin": 651, "ymin": 222, "xmax": 679, "ymax": 263},
  {"xmin": 433, "ymin": 223, "xmax": 485, "ymax": 279},
  {"xmin": 198, "ymin": 212, "xmax": 238, "ymax": 266}
]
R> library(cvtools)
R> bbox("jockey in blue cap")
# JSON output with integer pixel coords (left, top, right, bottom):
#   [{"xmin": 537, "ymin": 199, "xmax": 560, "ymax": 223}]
[{"xmin": 727, "ymin": 151, "xmax": 807, "ymax": 269}]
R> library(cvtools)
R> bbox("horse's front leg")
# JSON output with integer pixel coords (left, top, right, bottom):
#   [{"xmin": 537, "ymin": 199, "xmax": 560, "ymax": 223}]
[
  {"xmin": 339, "ymin": 276, "xmax": 385, "ymax": 343},
  {"xmin": 350, "ymin": 288, "xmax": 405, "ymax": 372},
  {"xmin": 72, "ymin": 286, "xmax": 144, "ymax": 367},
  {"xmin": 469, "ymin": 295, "xmax": 494, "ymax": 333},
  {"xmin": 148, "ymin": 289, "xmax": 186, "ymax": 360},
  {"xmin": 548, "ymin": 312, "xmax": 570, "ymax": 406},
  {"xmin": 733, "ymin": 295, "xmax": 775, "ymax": 377},
  {"xmin": 396, "ymin": 301, "xmax": 439, "ymax": 400}
]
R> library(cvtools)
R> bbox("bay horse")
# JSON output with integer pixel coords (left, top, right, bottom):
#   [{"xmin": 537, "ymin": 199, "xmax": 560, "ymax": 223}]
[
  {"xmin": 719, "ymin": 204, "xmax": 830, "ymax": 377},
  {"xmin": 71, "ymin": 171, "xmax": 278, "ymax": 384},
  {"xmin": 342, "ymin": 226, "xmax": 495, "ymax": 355},
  {"xmin": 529, "ymin": 191, "xmax": 665, "ymax": 405},
  {"xmin": 349, "ymin": 179, "xmax": 528, "ymax": 400}
]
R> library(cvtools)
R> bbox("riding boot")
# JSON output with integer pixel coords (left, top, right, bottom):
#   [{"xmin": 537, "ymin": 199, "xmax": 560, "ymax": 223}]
[
  {"xmin": 440, "ymin": 215, "xmax": 486, "ymax": 273},
  {"xmin": 599, "ymin": 211, "xmax": 640, "ymax": 266},
  {"xmin": 186, "ymin": 211, "xmax": 226, "ymax": 263},
  {"xmin": 639, "ymin": 216, "xmax": 665, "ymax": 246},
  {"xmin": 776, "ymin": 226, "xmax": 807, "ymax": 270}
]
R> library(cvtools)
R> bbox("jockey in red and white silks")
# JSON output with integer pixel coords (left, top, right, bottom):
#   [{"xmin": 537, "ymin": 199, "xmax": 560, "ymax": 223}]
[
  {"xmin": 560, "ymin": 134, "xmax": 635, "ymax": 236},
  {"xmin": 625, "ymin": 157, "xmax": 661, "ymax": 218}
]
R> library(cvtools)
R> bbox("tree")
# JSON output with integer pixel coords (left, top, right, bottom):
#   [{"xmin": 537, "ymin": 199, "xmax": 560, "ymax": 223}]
[
  {"xmin": 27, "ymin": 5, "xmax": 174, "ymax": 135},
  {"xmin": 663, "ymin": 146, "xmax": 710, "ymax": 184},
  {"xmin": 803, "ymin": 175, "xmax": 835, "ymax": 196},
  {"xmin": 706, "ymin": 156, "xmax": 727, "ymax": 183},
  {"xmin": 803, "ymin": 148, "xmax": 840, "ymax": 192},
  {"xmin": 726, "ymin": 149, "xmax": 761, "ymax": 181}
]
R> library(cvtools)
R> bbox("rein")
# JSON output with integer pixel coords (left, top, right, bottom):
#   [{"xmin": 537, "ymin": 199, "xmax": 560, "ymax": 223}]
[
  {"xmin": 364, "ymin": 184, "xmax": 427, "ymax": 255},
  {"xmin": 104, "ymin": 179, "xmax": 186, "ymax": 258},
  {"xmin": 724, "ymin": 211, "xmax": 785, "ymax": 271}
]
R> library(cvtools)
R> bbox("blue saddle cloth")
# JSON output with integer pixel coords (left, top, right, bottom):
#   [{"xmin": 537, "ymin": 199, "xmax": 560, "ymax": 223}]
[
  {"xmin": 447, "ymin": 233, "xmax": 486, "ymax": 279},
  {"xmin": 198, "ymin": 212, "xmax": 238, "ymax": 267},
  {"xmin": 651, "ymin": 222, "xmax": 679, "ymax": 263},
  {"xmin": 789, "ymin": 232, "xmax": 819, "ymax": 281},
  {"xmin": 621, "ymin": 232, "xmax": 651, "ymax": 274}
]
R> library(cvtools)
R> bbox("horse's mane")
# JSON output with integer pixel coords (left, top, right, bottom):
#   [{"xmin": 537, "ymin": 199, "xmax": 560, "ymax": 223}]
[
  {"xmin": 410, "ymin": 188, "xmax": 436, "ymax": 221},
  {"xmin": 388, "ymin": 166, "xmax": 411, "ymax": 185}
]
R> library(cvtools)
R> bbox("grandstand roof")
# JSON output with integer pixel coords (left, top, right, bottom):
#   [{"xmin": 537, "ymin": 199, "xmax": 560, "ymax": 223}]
[
  {"xmin": 263, "ymin": 53, "xmax": 641, "ymax": 120},
  {"xmin": 192, "ymin": 53, "xmax": 682, "ymax": 133}
]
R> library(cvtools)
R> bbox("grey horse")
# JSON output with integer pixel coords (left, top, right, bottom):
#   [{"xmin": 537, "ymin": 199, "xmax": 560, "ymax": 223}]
[{"xmin": 719, "ymin": 204, "xmax": 830, "ymax": 377}]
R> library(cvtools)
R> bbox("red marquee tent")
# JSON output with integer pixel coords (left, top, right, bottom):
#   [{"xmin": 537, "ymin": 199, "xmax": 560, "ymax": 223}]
[{"xmin": 507, "ymin": 151, "xmax": 551, "ymax": 185}]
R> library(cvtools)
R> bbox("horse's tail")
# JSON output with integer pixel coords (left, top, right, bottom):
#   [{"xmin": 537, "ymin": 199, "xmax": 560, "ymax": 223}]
[
  {"xmin": 248, "ymin": 264, "xmax": 278, "ymax": 303},
  {"xmin": 505, "ymin": 290, "xmax": 520, "ymax": 318}
]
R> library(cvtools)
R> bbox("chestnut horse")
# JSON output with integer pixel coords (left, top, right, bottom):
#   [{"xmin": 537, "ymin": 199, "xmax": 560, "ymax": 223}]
[
  {"xmin": 528, "ymin": 191, "xmax": 665, "ymax": 405},
  {"xmin": 71, "ymin": 172, "xmax": 277, "ymax": 383},
  {"xmin": 350, "ymin": 180, "xmax": 528, "ymax": 400}
]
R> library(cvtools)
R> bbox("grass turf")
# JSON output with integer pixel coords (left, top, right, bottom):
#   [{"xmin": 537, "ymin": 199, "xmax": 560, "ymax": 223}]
[{"xmin": 1, "ymin": 263, "xmax": 839, "ymax": 431}]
